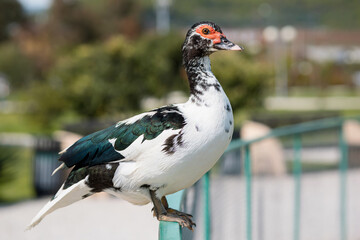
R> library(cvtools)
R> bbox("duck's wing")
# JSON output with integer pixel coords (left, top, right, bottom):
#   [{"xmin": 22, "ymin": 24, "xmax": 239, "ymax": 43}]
[{"xmin": 59, "ymin": 105, "xmax": 186, "ymax": 169}]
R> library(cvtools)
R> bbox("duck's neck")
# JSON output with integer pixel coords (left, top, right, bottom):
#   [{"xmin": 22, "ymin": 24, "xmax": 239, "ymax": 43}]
[{"xmin": 184, "ymin": 56, "xmax": 222, "ymax": 104}]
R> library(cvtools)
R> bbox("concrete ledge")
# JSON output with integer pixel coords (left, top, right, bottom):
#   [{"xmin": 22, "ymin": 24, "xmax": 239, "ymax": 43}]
[{"xmin": 265, "ymin": 96, "xmax": 360, "ymax": 111}]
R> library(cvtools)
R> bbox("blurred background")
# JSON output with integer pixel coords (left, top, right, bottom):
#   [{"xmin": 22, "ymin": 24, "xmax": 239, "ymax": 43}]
[{"xmin": 0, "ymin": 0, "xmax": 359, "ymax": 239}]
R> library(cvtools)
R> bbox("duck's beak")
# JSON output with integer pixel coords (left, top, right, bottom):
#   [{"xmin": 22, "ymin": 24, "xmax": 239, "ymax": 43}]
[{"xmin": 213, "ymin": 35, "xmax": 243, "ymax": 51}]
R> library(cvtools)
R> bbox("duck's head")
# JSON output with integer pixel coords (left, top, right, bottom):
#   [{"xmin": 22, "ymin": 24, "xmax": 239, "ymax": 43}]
[{"xmin": 182, "ymin": 21, "xmax": 243, "ymax": 63}]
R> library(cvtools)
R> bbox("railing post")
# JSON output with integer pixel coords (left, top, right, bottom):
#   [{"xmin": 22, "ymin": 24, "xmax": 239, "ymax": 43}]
[
  {"xmin": 203, "ymin": 171, "xmax": 211, "ymax": 240},
  {"xmin": 293, "ymin": 134, "xmax": 302, "ymax": 240},
  {"xmin": 159, "ymin": 190, "xmax": 184, "ymax": 240},
  {"xmin": 244, "ymin": 144, "xmax": 252, "ymax": 240},
  {"xmin": 339, "ymin": 124, "xmax": 348, "ymax": 240}
]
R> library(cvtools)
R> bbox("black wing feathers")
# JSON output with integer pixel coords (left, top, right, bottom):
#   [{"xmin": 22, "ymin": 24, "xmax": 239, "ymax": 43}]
[{"xmin": 59, "ymin": 106, "xmax": 185, "ymax": 168}]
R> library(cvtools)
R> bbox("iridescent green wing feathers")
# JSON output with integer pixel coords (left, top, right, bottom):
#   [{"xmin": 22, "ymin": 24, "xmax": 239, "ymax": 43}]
[{"xmin": 59, "ymin": 106, "xmax": 185, "ymax": 168}]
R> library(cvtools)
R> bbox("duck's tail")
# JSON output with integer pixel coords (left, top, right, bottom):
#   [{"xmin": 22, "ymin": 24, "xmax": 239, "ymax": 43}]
[{"xmin": 26, "ymin": 178, "xmax": 92, "ymax": 230}]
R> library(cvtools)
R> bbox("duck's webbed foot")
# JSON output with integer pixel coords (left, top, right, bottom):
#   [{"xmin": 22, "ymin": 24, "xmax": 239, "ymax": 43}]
[
  {"xmin": 158, "ymin": 211, "xmax": 196, "ymax": 230},
  {"xmin": 150, "ymin": 190, "xmax": 196, "ymax": 231}
]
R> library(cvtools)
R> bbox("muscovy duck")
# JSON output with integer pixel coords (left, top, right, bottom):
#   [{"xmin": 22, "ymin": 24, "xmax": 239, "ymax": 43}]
[{"xmin": 28, "ymin": 21, "xmax": 243, "ymax": 230}]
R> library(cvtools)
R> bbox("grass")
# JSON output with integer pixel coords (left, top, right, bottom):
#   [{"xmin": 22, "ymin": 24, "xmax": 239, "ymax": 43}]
[
  {"xmin": 286, "ymin": 161, "xmax": 338, "ymax": 173},
  {"xmin": 0, "ymin": 113, "xmax": 46, "ymax": 134},
  {"xmin": 0, "ymin": 146, "xmax": 35, "ymax": 203}
]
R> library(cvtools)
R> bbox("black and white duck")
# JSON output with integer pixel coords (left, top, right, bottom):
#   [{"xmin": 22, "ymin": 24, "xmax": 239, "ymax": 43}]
[{"xmin": 28, "ymin": 21, "xmax": 243, "ymax": 230}]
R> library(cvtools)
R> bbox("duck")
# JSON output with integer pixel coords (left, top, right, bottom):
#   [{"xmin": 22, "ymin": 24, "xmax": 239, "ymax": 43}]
[{"xmin": 27, "ymin": 21, "xmax": 243, "ymax": 231}]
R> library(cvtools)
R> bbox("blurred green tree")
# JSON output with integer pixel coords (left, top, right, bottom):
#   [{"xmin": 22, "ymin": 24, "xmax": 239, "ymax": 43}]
[
  {"xmin": 28, "ymin": 34, "xmax": 271, "ymax": 128},
  {"xmin": 0, "ymin": 42, "xmax": 36, "ymax": 89},
  {"xmin": 0, "ymin": 0, "xmax": 26, "ymax": 42},
  {"xmin": 29, "ymin": 34, "xmax": 183, "ymax": 123},
  {"xmin": 0, "ymin": 147, "xmax": 16, "ymax": 186},
  {"xmin": 212, "ymin": 52, "xmax": 272, "ymax": 113},
  {"xmin": 169, "ymin": 0, "xmax": 360, "ymax": 29},
  {"xmin": 46, "ymin": 0, "xmax": 142, "ymax": 46}
]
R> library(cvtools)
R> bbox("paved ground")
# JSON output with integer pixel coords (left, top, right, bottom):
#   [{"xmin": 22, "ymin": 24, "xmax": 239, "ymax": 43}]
[
  {"xmin": 211, "ymin": 169, "xmax": 360, "ymax": 240},
  {"xmin": 0, "ymin": 193, "xmax": 158, "ymax": 240},
  {"xmin": 2, "ymin": 170, "xmax": 360, "ymax": 240}
]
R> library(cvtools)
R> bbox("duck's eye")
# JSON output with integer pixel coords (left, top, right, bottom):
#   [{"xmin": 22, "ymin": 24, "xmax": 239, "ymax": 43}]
[{"xmin": 202, "ymin": 28, "xmax": 210, "ymax": 35}]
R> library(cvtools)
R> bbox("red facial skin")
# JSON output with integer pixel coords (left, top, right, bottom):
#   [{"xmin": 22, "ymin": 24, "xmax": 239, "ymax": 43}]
[{"xmin": 195, "ymin": 25, "xmax": 225, "ymax": 44}]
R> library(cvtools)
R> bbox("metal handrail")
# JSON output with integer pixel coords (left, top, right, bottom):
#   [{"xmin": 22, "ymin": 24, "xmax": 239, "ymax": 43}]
[
  {"xmin": 158, "ymin": 190, "xmax": 185, "ymax": 240},
  {"xmin": 227, "ymin": 115, "xmax": 360, "ymax": 152},
  {"xmin": 159, "ymin": 115, "xmax": 359, "ymax": 240}
]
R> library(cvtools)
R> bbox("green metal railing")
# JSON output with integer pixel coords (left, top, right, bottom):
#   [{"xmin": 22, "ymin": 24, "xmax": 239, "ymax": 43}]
[
  {"xmin": 159, "ymin": 190, "xmax": 184, "ymax": 239},
  {"xmin": 159, "ymin": 115, "xmax": 359, "ymax": 240}
]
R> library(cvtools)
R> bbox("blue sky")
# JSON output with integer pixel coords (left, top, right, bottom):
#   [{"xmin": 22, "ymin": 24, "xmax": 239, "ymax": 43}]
[{"xmin": 18, "ymin": 0, "xmax": 52, "ymax": 12}]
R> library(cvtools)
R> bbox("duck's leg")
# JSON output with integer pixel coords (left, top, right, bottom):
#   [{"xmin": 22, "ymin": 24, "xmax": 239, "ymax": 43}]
[
  {"xmin": 161, "ymin": 196, "xmax": 193, "ymax": 219},
  {"xmin": 150, "ymin": 190, "xmax": 196, "ymax": 230}
]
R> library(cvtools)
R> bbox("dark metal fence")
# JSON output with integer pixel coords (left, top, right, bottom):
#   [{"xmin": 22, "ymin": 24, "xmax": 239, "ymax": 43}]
[{"xmin": 33, "ymin": 137, "xmax": 62, "ymax": 196}]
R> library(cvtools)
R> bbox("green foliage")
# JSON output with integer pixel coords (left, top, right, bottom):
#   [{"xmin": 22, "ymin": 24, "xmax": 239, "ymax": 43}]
[
  {"xmin": 169, "ymin": 0, "xmax": 360, "ymax": 29},
  {"xmin": 0, "ymin": 147, "xmax": 16, "ymax": 185},
  {"xmin": 0, "ymin": 42, "xmax": 36, "ymax": 89},
  {"xmin": 29, "ymin": 81, "xmax": 70, "ymax": 128},
  {"xmin": 212, "ymin": 52, "xmax": 272, "ymax": 112},
  {"xmin": 0, "ymin": 0, "xmax": 26, "ymax": 42},
  {"xmin": 133, "ymin": 33, "xmax": 186, "ymax": 97},
  {"xmin": 28, "ymin": 34, "xmax": 271, "ymax": 127},
  {"xmin": 46, "ymin": 0, "xmax": 142, "ymax": 45},
  {"xmin": 30, "ymin": 37, "xmax": 132, "ymax": 123},
  {"xmin": 0, "ymin": 147, "xmax": 35, "ymax": 202},
  {"xmin": 29, "ymin": 34, "xmax": 184, "ymax": 124},
  {"xmin": 0, "ymin": 113, "xmax": 47, "ymax": 133}
]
